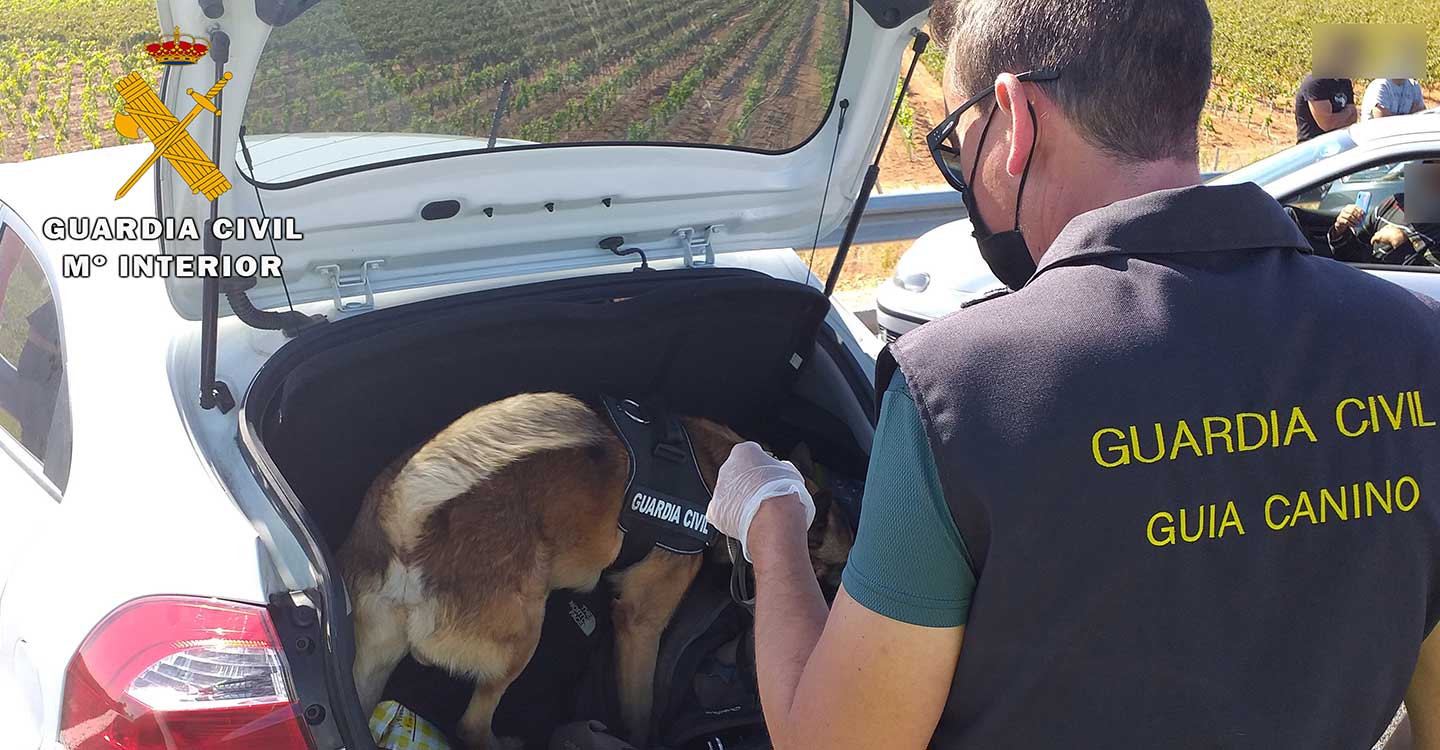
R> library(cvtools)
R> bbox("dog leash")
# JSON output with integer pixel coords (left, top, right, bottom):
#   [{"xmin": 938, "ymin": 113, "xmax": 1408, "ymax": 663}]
[{"xmin": 727, "ymin": 537, "xmax": 756, "ymax": 615}]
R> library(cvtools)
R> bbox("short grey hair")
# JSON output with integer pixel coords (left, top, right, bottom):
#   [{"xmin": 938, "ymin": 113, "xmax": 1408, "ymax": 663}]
[{"xmin": 945, "ymin": 0, "xmax": 1212, "ymax": 163}]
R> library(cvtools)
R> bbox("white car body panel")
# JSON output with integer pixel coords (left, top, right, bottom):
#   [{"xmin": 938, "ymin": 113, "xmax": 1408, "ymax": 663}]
[{"xmin": 0, "ymin": 149, "xmax": 280, "ymax": 748}]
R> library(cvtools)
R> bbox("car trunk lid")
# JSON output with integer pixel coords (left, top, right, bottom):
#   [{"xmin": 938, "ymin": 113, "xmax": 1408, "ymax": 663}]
[{"xmin": 152, "ymin": 0, "xmax": 931, "ymax": 320}]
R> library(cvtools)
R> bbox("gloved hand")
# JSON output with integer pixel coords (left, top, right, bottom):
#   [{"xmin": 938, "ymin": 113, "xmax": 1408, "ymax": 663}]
[{"xmin": 706, "ymin": 442, "xmax": 815, "ymax": 562}]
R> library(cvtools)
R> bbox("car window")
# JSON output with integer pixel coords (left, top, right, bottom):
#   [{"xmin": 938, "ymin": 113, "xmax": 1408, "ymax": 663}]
[
  {"xmin": 242, "ymin": 0, "xmax": 851, "ymax": 184},
  {"xmin": 0, "ymin": 225, "xmax": 70, "ymax": 492},
  {"xmin": 1339, "ymin": 163, "xmax": 1403, "ymax": 186},
  {"xmin": 1289, "ymin": 160, "xmax": 1412, "ymax": 212},
  {"xmin": 1281, "ymin": 157, "xmax": 1440, "ymax": 269}
]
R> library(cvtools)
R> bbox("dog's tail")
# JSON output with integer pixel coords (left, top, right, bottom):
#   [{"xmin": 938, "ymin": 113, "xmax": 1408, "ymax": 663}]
[{"xmin": 382, "ymin": 392, "xmax": 613, "ymax": 552}]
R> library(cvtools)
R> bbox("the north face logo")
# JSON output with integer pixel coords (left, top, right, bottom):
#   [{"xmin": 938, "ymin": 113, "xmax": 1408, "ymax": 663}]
[{"xmin": 568, "ymin": 600, "xmax": 596, "ymax": 636}]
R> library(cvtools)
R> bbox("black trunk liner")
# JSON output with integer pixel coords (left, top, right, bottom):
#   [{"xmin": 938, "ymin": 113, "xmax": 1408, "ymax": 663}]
[
  {"xmin": 249, "ymin": 268, "xmax": 872, "ymax": 749},
  {"xmin": 262, "ymin": 270, "xmax": 835, "ymax": 549}
]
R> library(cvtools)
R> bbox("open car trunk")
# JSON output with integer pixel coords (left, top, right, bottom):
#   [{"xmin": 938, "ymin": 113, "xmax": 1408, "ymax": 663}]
[{"xmin": 239, "ymin": 268, "xmax": 876, "ymax": 749}]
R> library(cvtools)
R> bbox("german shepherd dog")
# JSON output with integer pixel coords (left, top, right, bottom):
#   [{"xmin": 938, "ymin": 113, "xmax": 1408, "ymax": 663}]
[{"xmin": 340, "ymin": 393, "xmax": 854, "ymax": 750}]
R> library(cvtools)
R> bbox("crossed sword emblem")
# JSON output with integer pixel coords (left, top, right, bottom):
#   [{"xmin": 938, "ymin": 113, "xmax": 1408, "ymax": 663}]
[{"xmin": 113, "ymin": 71, "xmax": 234, "ymax": 201}]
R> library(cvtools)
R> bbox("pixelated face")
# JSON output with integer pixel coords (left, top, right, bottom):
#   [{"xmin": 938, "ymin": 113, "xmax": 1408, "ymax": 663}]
[
  {"xmin": 1406, "ymin": 162, "xmax": 1440, "ymax": 225},
  {"xmin": 1313, "ymin": 23, "xmax": 1426, "ymax": 79}
]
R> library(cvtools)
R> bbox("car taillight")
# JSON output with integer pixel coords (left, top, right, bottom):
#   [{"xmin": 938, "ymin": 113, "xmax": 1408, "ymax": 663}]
[{"xmin": 60, "ymin": 596, "xmax": 313, "ymax": 750}]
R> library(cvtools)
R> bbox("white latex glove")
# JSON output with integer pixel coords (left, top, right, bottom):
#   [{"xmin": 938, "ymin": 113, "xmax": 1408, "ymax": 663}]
[{"xmin": 707, "ymin": 442, "xmax": 816, "ymax": 562}]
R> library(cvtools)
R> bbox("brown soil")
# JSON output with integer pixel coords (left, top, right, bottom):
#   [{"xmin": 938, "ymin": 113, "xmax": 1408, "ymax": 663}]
[
  {"xmin": 562, "ymin": 3, "xmax": 795, "ymax": 144},
  {"xmin": 656, "ymin": 3, "xmax": 802, "ymax": 145},
  {"xmin": 781, "ymin": 14, "xmax": 827, "ymax": 146},
  {"xmin": 1197, "ymin": 78, "xmax": 1298, "ymax": 172},
  {"xmin": 745, "ymin": 10, "xmax": 823, "ymax": 150},
  {"xmin": 802, "ymin": 241, "xmax": 910, "ymax": 292},
  {"xmin": 493, "ymin": 0, "xmax": 733, "ymax": 134},
  {"xmin": 1, "ymin": 58, "xmax": 140, "ymax": 162}
]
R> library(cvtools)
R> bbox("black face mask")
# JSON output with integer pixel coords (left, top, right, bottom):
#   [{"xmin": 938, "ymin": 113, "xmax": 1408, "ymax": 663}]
[{"xmin": 963, "ymin": 103, "xmax": 1040, "ymax": 291}]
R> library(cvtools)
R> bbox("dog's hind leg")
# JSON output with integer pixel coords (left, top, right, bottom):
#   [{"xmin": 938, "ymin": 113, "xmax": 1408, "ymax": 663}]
[
  {"xmin": 425, "ymin": 592, "xmax": 545, "ymax": 750},
  {"xmin": 456, "ymin": 672, "xmax": 526, "ymax": 750},
  {"xmin": 611, "ymin": 550, "xmax": 704, "ymax": 748},
  {"xmin": 350, "ymin": 589, "xmax": 410, "ymax": 713}
]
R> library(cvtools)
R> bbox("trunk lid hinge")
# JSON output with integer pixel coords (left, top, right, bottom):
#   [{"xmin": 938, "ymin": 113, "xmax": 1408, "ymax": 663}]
[
  {"xmin": 675, "ymin": 225, "xmax": 722, "ymax": 268},
  {"xmin": 318, "ymin": 259, "xmax": 385, "ymax": 313}
]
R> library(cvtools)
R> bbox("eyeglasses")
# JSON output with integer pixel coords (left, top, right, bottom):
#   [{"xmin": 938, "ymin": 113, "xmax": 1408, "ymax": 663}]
[{"xmin": 926, "ymin": 70, "xmax": 1061, "ymax": 195}]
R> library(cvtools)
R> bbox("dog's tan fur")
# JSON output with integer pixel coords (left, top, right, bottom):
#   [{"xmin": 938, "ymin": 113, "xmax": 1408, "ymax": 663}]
[{"xmin": 341, "ymin": 393, "xmax": 851, "ymax": 750}]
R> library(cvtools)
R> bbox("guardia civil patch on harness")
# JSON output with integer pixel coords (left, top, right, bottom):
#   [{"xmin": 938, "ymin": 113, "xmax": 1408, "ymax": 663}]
[{"xmin": 602, "ymin": 396, "xmax": 719, "ymax": 568}]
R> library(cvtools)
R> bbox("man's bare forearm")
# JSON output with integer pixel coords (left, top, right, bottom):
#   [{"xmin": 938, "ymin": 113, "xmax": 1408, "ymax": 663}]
[
  {"xmin": 1317, "ymin": 104, "xmax": 1357, "ymax": 130},
  {"xmin": 747, "ymin": 498, "xmax": 831, "ymax": 746},
  {"xmin": 1334, "ymin": 104, "xmax": 1358, "ymax": 128}
]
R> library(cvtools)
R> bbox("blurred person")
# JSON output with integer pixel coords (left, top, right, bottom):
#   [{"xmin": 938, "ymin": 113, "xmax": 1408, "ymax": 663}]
[
  {"xmin": 1363, "ymin": 77, "xmax": 1427, "ymax": 120},
  {"xmin": 1295, "ymin": 73, "xmax": 1357, "ymax": 141},
  {"xmin": 1296, "ymin": 26, "xmax": 1362, "ymax": 142},
  {"xmin": 1331, "ymin": 161, "xmax": 1440, "ymax": 265}
]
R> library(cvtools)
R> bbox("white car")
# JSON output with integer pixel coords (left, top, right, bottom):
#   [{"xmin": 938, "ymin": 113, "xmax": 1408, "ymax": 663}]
[
  {"xmin": 0, "ymin": 0, "xmax": 924, "ymax": 748},
  {"xmin": 874, "ymin": 214, "xmax": 1004, "ymax": 343},
  {"xmin": 875, "ymin": 112, "xmax": 1440, "ymax": 341}
]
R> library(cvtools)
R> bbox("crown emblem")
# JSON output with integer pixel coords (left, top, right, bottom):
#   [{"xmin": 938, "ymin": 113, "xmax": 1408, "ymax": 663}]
[{"xmin": 144, "ymin": 27, "xmax": 209, "ymax": 66}]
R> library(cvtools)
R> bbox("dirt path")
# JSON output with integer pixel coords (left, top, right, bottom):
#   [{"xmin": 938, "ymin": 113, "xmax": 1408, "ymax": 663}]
[
  {"xmin": 781, "ymin": 13, "xmax": 828, "ymax": 147},
  {"xmin": 557, "ymin": 2, "xmax": 786, "ymax": 143},
  {"xmin": 744, "ymin": 9, "xmax": 821, "ymax": 150},
  {"xmin": 491, "ymin": 0, "xmax": 735, "ymax": 133},
  {"xmin": 655, "ymin": 2, "xmax": 801, "ymax": 145}
]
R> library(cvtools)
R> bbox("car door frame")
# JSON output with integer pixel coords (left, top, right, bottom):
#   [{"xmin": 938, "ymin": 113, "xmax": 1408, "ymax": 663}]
[{"xmin": 0, "ymin": 202, "xmax": 66, "ymax": 504}]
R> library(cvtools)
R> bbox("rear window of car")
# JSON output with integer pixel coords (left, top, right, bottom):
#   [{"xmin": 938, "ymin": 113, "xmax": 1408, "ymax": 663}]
[{"xmin": 243, "ymin": 0, "xmax": 850, "ymax": 183}]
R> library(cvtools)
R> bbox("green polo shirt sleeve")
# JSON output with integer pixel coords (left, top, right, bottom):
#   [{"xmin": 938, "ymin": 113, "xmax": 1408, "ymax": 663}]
[{"xmin": 840, "ymin": 371, "xmax": 975, "ymax": 628}]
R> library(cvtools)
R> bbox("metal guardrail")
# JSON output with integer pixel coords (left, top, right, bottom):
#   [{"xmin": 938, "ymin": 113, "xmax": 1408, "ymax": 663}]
[
  {"xmin": 818, "ymin": 189, "xmax": 967, "ymax": 247},
  {"xmin": 822, "ymin": 172, "xmax": 1227, "ymax": 247}
]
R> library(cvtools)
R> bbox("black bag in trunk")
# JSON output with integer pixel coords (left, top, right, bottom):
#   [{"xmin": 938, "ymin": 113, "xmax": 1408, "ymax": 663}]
[
  {"xmin": 380, "ymin": 583, "xmax": 617, "ymax": 749},
  {"xmin": 649, "ymin": 565, "xmax": 769, "ymax": 750}
]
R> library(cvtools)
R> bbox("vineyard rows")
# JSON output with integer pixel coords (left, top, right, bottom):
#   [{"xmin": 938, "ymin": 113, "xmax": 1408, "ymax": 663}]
[
  {"xmin": 248, "ymin": 0, "xmax": 737, "ymax": 133},
  {"xmin": 245, "ymin": 0, "xmax": 847, "ymax": 153},
  {"xmin": 7, "ymin": 0, "xmax": 1438, "ymax": 165},
  {"xmin": 0, "ymin": 0, "xmax": 160, "ymax": 160}
]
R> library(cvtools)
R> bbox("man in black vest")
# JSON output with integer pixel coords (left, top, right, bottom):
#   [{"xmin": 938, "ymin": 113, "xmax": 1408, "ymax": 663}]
[{"xmin": 706, "ymin": 1, "xmax": 1440, "ymax": 748}]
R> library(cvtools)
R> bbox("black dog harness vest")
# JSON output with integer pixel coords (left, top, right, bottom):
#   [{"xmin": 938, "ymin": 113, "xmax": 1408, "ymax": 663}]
[{"xmin": 602, "ymin": 396, "xmax": 719, "ymax": 570}]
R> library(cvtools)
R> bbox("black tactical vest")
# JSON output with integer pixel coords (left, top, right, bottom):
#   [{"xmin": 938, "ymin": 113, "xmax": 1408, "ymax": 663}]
[{"xmin": 888, "ymin": 184, "xmax": 1440, "ymax": 749}]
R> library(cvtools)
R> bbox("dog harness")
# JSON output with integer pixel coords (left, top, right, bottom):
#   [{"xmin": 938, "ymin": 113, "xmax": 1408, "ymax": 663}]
[{"xmin": 601, "ymin": 396, "xmax": 719, "ymax": 570}]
